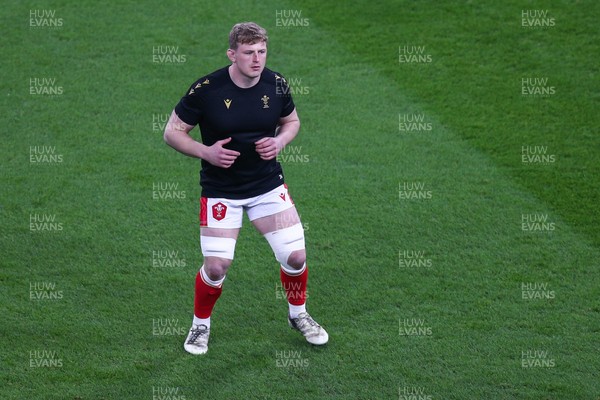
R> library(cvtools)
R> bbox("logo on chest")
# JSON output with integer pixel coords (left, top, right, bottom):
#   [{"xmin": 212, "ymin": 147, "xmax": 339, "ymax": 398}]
[
  {"xmin": 224, "ymin": 99, "xmax": 232, "ymax": 109},
  {"xmin": 261, "ymin": 95, "xmax": 270, "ymax": 109}
]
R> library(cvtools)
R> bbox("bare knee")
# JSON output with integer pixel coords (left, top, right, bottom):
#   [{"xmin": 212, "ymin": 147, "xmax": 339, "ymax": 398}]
[
  {"xmin": 203, "ymin": 257, "xmax": 232, "ymax": 281},
  {"xmin": 286, "ymin": 249, "xmax": 306, "ymax": 270}
]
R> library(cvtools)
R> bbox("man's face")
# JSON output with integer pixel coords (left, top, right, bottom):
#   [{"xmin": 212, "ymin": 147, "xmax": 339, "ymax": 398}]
[{"xmin": 229, "ymin": 41, "xmax": 267, "ymax": 79}]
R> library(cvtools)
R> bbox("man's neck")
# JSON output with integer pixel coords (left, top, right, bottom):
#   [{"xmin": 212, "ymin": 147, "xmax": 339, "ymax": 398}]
[{"xmin": 228, "ymin": 65, "xmax": 260, "ymax": 88}]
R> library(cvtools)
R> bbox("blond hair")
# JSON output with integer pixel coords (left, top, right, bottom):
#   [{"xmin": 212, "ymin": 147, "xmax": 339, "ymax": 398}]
[{"xmin": 229, "ymin": 22, "xmax": 268, "ymax": 49}]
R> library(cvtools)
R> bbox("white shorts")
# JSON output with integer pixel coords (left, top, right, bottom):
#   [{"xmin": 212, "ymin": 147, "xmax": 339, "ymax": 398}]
[{"xmin": 199, "ymin": 184, "xmax": 295, "ymax": 229}]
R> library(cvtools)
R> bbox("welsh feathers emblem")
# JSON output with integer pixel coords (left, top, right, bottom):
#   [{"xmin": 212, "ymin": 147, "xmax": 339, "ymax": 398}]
[{"xmin": 212, "ymin": 202, "xmax": 227, "ymax": 221}]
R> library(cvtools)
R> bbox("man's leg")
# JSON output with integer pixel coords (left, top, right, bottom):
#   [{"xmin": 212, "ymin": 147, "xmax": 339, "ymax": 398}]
[
  {"xmin": 184, "ymin": 227, "xmax": 239, "ymax": 355},
  {"xmin": 185, "ymin": 195, "xmax": 242, "ymax": 355},
  {"xmin": 252, "ymin": 206, "xmax": 328, "ymax": 345},
  {"xmin": 194, "ymin": 228, "xmax": 239, "ymax": 327}
]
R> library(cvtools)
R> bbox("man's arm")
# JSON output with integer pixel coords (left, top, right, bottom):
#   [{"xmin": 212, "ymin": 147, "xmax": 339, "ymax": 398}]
[
  {"xmin": 255, "ymin": 108, "xmax": 301, "ymax": 160},
  {"xmin": 163, "ymin": 110, "xmax": 240, "ymax": 168}
]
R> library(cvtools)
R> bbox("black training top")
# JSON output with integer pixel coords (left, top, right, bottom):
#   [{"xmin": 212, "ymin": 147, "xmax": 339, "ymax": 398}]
[{"xmin": 174, "ymin": 66, "xmax": 295, "ymax": 199}]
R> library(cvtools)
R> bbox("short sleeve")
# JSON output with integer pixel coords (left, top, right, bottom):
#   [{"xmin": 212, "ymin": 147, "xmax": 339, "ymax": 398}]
[
  {"xmin": 277, "ymin": 75, "xmax": 296, "ymax": 118},
  {"xmin": 174, "ymin": 81, "xmax": 203, "ymax": 125}
]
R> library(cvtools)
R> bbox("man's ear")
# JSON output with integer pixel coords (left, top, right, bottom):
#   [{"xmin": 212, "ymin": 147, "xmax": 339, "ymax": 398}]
[{"xmin": 227, "ymin": 49, "xmax": 236, "ymax": 63}]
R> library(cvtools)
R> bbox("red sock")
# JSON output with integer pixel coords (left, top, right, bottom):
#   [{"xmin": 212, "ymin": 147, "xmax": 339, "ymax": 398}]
[
  {"xmin": 280, "ymin": 265, "xmax": 308, "ymax": 305},
  {"xmin": 194, "ymin": 270, "xmax": 222, "ymax": 318}
]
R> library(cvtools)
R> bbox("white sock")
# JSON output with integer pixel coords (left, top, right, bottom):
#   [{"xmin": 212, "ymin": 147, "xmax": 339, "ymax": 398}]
[
  {"xmin": 200, "ymin": 266, "xmax": 225, "ymax": 287},
  {"xmin": 193, "ymin": 315, "xmax": 210, "ymax": 329},
  {"xmin": 289, "ymin": 303, "xmax": 306, "ymax": 319},
  {"xmin": 280, "ymin": 262, "xmax": 306, "ymax": 277}
]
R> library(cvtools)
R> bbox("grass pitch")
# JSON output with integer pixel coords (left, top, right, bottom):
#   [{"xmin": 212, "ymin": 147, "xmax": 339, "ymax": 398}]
[{"xmin": 2, "ymin": 1, "xmax": 599, "ymax": 399}]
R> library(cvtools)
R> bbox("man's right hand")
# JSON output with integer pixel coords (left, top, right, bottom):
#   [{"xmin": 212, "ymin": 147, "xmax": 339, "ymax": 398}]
[{"xmin": 203, "ymin": 137, "xmax": 240, "ymax": 168}]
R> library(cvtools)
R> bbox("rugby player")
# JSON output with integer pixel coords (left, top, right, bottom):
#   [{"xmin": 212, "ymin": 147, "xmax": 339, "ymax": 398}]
[{"xmin": 163, "ymin": 22, "xmax": 328, "ymax": 355}]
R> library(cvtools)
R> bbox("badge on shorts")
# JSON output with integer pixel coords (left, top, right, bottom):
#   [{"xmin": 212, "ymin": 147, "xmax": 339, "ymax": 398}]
[{"xmin": 212, "ymin": 202, "xmax": 227, "ymax": 221}]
